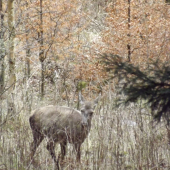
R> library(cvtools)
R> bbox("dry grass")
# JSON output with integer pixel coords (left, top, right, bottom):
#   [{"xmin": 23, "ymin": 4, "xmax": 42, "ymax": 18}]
[{"xmin": 1, "ymin": 86, "xmax": 170, "ymax": 170}]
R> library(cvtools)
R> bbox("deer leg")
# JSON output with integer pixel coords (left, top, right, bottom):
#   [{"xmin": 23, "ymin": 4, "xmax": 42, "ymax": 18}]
[
  {"xmin": 60, "ymin": 141, "xmax": 67, "ymax": 160},
  {"xmin": 30, "ymin": 131, "xmax": 44, "ymax": 162},
  {"xmin": 47, "ymin": 140, "xmax": 59, "ymax": 169},
  {"xmin": 74, "ymin": 144, "xmax": 81, "ymax": 163}
]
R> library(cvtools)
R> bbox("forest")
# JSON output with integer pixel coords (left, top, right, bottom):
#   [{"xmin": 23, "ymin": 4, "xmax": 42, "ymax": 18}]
[{"xmin": 0, "ymin": 0, "xmax": 170, "ymax": 169}]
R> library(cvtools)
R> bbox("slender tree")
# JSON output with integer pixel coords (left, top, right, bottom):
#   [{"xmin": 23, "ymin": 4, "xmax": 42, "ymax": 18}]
[
  {"xmin": 0, "ymin": 0, "xmax": 5, "ymax": 96},
  {"xmin": 25, "ymin": 2, "xmax": 30, "ymax": 79},
  {"xmin": 38, "ymin": 0, "xmax": 45, "ymax": 99},
  {"xmin": 7, "ymin": 0, "xmax": 16, "ymax": 114},
  {"xmin": 127, "ymin": 0, "xmax": 131, "ymax": 62}
]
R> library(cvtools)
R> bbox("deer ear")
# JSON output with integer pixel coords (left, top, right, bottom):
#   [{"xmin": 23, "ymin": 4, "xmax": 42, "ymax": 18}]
[
  {"xmin": 93, "ymin": 94, "xmax": 101, "ymax": 109},
  {"xmin": 79, "ymin": 91, "xmax": 85, "ymax": 105}
]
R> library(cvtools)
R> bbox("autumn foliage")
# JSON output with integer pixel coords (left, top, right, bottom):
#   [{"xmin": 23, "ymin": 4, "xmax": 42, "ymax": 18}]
[
  {"xmin": 0, "ymin": 0, "xmax": 169, "ymax": 99},
  {"xmin": 100, "ymin": 0, "xmax": 170, "ymax": 65}
]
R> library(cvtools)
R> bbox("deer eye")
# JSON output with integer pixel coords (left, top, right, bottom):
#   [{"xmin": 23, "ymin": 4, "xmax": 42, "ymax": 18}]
[
  {"xmin": 89, "ymin": 111, "xmax": 94, "ymax": 116},
  {"xmin": 81, "ymin": 109, "xmax": 85, "ymax": 113}
]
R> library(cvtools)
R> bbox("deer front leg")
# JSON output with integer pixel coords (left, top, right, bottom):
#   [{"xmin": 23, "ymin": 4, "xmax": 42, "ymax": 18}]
[
  {"xmin": 74, "ymin": 144, "xmax": 81, "ymax": 163},
  {"xmin": 47, "ymin": 140, "xmax": 59, "ymax": 170}
]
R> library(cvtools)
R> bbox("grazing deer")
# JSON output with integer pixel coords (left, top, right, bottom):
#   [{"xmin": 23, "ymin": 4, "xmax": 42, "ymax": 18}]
[{"xmin": 29, "ymin": 96, "xmax": 99, "ymax": 169}]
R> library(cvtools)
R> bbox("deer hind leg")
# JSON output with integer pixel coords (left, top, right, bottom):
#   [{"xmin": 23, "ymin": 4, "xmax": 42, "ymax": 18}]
[
  {"xmin": 30, "ymin": 131, "xmax": 44, "ymax": 162},
  {"xmin": 60, "ymin": 141, "xmax": 67, "ymax": 160},
  {"xmin": 47, "ymin": 140, "xmax": 59, "ymax": 170}
]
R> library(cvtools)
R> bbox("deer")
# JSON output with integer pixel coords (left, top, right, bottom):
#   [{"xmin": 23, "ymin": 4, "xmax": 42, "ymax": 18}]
[{"xmin": 29, "ymin": 96, "xmax": 99, "ymax": 169}]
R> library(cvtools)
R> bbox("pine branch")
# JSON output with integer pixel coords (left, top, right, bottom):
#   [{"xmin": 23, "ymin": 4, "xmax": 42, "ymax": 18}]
[{"xmin": 101, "ymin": 54, "xmax": 170, "ymax": 124}]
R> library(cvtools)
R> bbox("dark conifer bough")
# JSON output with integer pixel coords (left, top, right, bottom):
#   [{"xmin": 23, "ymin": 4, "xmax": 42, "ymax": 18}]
[{"xmin": 101, "ymin": 54, "xmax": 170, "ymax": 125}]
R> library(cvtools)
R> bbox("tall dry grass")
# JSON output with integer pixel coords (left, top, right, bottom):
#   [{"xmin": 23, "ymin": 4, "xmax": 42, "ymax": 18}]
[{"xmin": 0, "ymin": 82, "xmax": 170, "ymax": 170}]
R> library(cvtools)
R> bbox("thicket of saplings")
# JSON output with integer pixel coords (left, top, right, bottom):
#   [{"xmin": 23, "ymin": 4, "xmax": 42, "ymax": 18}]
[{"xmin": 0, "ymin": 79, "xmax": 170, "ymax": 170}]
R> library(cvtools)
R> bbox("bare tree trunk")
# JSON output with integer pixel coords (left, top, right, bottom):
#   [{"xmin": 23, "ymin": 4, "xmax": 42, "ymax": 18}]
[
  {"xmin": 127, "ymin": 0, "xmax": 131, "ymax": 62},
  {"xmin": 39, "ymin": 0, "xmax": 45, "ymax": 100},
  {"xmin": 7, "ymin": 0, "xmax": 16, "ymax": 115},
  {"xmin": 25, "ymin": 3, "xmax": 31, "ymax": 113},
  {"xmin": 0, "ymin": 0, "xmax": 5, "ymax": 123},
  {"xmin": 25, "ymin": 29, "xmax": 30, "ymax": 78},
  {"xmin": 0, "ymin": 0, "xmax": 5, "ymax": 97}
]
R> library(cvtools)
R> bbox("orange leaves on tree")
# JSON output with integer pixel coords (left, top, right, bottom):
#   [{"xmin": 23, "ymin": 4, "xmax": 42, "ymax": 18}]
[
  {"xmin": 100, "ymin": 0, "xmax": 170, "ymax": 65},
  {"xmin": 16, "ymin": 0, "xmax": 87, "ymax": 63}
]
